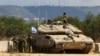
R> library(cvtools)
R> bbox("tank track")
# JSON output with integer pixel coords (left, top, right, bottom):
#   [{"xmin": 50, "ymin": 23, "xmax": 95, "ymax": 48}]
[
  {"xmin": 32, "ymin": 46, "xmax": 53, "ymax": 53},
  {"xmin": 32, "ymin": 44, "xmax": 93, "ymax": 53},
  {"xmin": 83, "ymin": 44, "xmax": 92, "ymax": 53}
]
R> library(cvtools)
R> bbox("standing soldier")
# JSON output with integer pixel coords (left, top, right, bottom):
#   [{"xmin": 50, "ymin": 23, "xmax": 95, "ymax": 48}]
[
  {"xmin": 22, "ymin": 35, "xmax": 27, "ymax": 53},
  {"xmin": 18, "ymin": 36, "xmax": 26, "ymax": 53},
  {"xmin": 62, "ymin": 12, "xmax": 68, "ymax": 28},
  {"xmin": 8, "ymin": 37, "xmax": 14, "ymax": 53},
  {"xmin": 26, "ymin": 34, "xmax": 32, "ymax": 53},
  {"xmin": 12, "ymin": 36, "xmax": 18, "ymax": 52}
]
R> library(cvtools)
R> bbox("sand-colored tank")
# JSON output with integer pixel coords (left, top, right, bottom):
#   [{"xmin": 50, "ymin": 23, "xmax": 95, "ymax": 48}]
[{"xmin": 32, "ymin": 22, "xmax": 94, "ymax": 53}]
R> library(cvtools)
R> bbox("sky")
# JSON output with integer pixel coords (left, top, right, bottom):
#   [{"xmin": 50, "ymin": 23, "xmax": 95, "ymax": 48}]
[{"xmin": 0, "ymin": 0, "xmax": 100, "ymax": 6}]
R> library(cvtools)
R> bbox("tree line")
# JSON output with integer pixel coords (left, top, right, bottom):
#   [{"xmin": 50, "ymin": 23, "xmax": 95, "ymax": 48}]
[
  {"xmin": 0, "ymin": 12, "xmax": 100, "ymax": 42},
  {"xmin": 0, "ymin": 16, "xmax": 37, "ymax": 38},
  {"xmin": 54, "ymin": 12, "xmax": 100, "ymax": 42}
]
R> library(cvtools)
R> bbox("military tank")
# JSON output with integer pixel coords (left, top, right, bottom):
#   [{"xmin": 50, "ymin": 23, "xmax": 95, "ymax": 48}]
[{"xmin": 32, "ymin": 21, "xmax": 94, "ymax": 53}]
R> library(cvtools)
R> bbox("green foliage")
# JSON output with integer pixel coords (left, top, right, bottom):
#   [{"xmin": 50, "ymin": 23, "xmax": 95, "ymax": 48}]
[
  {"xmin": 53, "ymin": 16, "xmax": 63, "ymax": 21},
  {"xmin": 53, "ymin": 13, "xmax": 100, "ymax": 42},
  {"xmin": 0, "ymin": 16, "xmax": 38, "ymax": 37},
  {"xmin": 0, "ymin": 12, "xmax": 100, "ymax": 42},
  {"xmin": 67, "ymin": 17, "xmax": 81, "ymax": 28}
]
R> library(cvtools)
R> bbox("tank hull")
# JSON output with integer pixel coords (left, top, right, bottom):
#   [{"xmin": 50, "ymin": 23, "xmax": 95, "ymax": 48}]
[{"xmin": 32, "ymin": 41, "xmax": 93, "ymax": 53}]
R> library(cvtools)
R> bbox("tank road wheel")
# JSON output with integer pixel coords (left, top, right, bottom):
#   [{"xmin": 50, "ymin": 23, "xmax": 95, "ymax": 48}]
[
  {"xmin": 32, "ymin": 47, "xmax": 38, "ymax": 53},
  {"xmin": 83, "ymin": 45, "xmax": 92, "ymax": 54},
  {"xmin": 59, "ymin": 50, "xmax": 66, "ymax": 54},
  {"xmin": 45, "ymin": 48, "xmax": 48, "ymax": 53}
]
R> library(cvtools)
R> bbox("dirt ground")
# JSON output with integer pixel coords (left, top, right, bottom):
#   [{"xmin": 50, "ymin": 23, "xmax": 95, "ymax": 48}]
[
  {"xmin": 0, "ymin": 41, "xmax": 100, "ymax": 56},
  {"xmin": 0, "ymin": 53, "xmax": 100, "ymax": 56}
]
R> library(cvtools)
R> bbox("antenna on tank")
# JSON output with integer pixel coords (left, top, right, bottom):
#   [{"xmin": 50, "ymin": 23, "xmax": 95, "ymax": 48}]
[
  {"xmin": 37, "ymin": 1, "xmax": 40, "ymax": 27},
  {"xmin": 59, "ymin": 0, "xmax": 60, "ymax": 6},
  {"xmin": 38, "ymin": 7, "xmax": 40, "ymax": 26},
  {"xmin": 45, "ymin": 9, "xmax": 48, "ymax": 24},
  {"xmin": 63, "ymin": 0, "xmax": 65, "ymax": 13}
]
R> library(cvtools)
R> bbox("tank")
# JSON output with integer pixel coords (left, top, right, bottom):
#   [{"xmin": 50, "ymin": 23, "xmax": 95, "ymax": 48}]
[{"xmin": 32, "ymin": 21, "xmax": 94, "ymax": 53}]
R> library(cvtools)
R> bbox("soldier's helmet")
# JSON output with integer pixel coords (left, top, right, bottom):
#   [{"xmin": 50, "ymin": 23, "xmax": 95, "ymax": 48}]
[{"xmin": 63, "ymin": 12, "xmax": 66, "ymax": 15}]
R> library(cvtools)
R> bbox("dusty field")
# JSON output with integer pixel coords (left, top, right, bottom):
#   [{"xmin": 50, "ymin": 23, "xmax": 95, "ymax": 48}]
[
  {"xmin": 0, "ymin": 41, "xmax": 100, "ymax": 56},
  {"xmin": 0, "ymin": 53, "xmax": 100, "ymax": 56}
]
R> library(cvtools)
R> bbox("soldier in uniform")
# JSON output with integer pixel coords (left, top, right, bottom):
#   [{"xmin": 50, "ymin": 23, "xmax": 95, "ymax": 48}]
[
  {"xmin": 12, "ymin": 36, "xmax": 18, "ymax": 52},
  {"xmin": 47, "ymin": 19, "xmax": 53, "ymax": 30},
  {"xmin": 22, "ymin": 35, "xmax": 27, "ymax": 53},
  {"xmin": 26, "ymin": 34, "xmax": 32, "ymax": 53},
  {"xmin": 18, "ymin": 36, "xmax": 26, "ymax": 53},
  {"xmin": 62, "ymin": 12, "xmax": 68, "ymax": 29}
]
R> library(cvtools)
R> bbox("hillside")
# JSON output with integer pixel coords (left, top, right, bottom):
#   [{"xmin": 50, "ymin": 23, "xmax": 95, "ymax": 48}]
[
  {"xmin": 24, "ymin": 6, "xmax": 100, "ymax": 19},
  {"xmin": 0, "ymin": 5, "xmax": 100, "ymax": 20},
  {"xmin": 0, "ymin": 5, "xmax": 36, "ymax": 19},
  {"xmin": 24, "ymin": 6, "xmax": 86, "ymax": 19}
]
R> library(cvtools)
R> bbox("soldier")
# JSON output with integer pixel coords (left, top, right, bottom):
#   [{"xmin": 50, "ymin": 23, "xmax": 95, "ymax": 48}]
[
  {"xmin": 8, "ymin": 37, "xmax": 14, "ymax": 53},
  {"xmin": 63, "ymin": 12, "xmax": 67, "ymax": 24},
  {"xmin": 18, "ymin": 36, "xmax": 26, "ymax": 53},
  {"xmin": 47, "ymin": 19, "xmax": 53, "ymax": 30},
  {"xmin": 47, "ymin": 19, "xmax": 52, "ymax": 24},
  {"xmin": 26, "ymin": 34, "xmax": 32, "ymax": 53},
  {"xmin": 12, "ymin": 36, "xmax": 18, "ymax": 52},
  {"xmin": 62, "ymin": 12, "xmax": 68, "ymax": 29},
  {"xmin": 22, "ymin": 35, "xmax": 27, "ymax": 53}
]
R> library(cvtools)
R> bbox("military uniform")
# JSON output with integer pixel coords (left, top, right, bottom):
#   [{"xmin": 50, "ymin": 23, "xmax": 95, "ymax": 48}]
[
  {"xmin": 26, "ymin": 35, "xmax": 32, "ymax": 53},
  {"xmin": 63, "ymin": 12, "xmax": 67, "ymax": 24},
  {"xmin": 62, "ymin": 12, "xmax": 67, "ymax": 28},
  {"xmin": 18, "ymin": 37, "xmax": 25, "ymax": 53},
  {"xmin": 47, "ymin": 19, "xmax": 53, "ymax": 30},
  {"xmin": 12, "ymin": 36, "xmax": 18, "ymax": 52}
]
